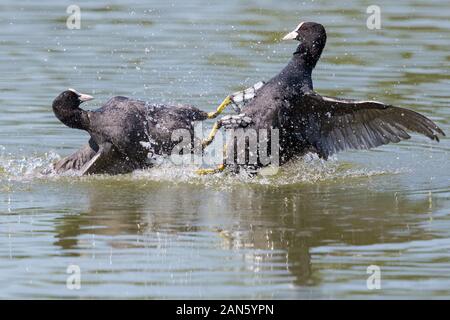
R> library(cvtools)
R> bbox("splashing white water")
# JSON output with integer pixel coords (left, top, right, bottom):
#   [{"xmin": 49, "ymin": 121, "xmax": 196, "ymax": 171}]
[
  {"xmin": 0, "ymin": 148, "xmax": 61, "ymax": 179},
  {"xmin": 0, "ymin": 146, "xmax": 403, "ymax": 186},
  {"xmin": 131, "ymin": 152, "xmax": 401, "ymax": 187}
]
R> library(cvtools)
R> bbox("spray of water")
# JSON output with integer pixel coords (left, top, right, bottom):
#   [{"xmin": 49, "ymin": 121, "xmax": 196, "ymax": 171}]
[{"xmin": 0, "ymin": 145, "xmax": 401, "ymax": 188}]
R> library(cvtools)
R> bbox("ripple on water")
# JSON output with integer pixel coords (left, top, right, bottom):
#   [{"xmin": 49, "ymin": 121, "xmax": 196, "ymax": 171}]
[
  {"xmin": 1, "ymin": 0, "xmax": 449, "ymax": 299},
  {"xmin": 0, "ymin": 146, "xmax": 403, "ymax": 189}
]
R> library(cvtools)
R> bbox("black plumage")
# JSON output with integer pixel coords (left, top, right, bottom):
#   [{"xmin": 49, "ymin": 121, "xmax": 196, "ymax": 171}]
[
  {"xmin": 52, "ymin": 89, "xmax": 208, "ymax": 175},
  {"xmin": 222, "ymin": 22, "xmax": 445, "ymax": 168}
]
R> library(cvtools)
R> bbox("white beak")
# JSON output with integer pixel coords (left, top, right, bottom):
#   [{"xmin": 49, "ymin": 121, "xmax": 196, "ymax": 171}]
[
  {"xmin": 78, "ymin": 93, "xmax": 94, "ymax": 102},
  {"xmin": 282, "ymin": 30, "xmax": 298, "ymax": 41},
  {"xmin": 68, "ymin": 88, "xmax": 94, "ymax": 102}
]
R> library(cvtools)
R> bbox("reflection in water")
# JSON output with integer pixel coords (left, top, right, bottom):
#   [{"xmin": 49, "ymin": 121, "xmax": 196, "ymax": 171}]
[
  {"xmin": 0, "ymin": 0, "xmax": 449, "ymax": 299},
  {"xmin": 52, "ymin": 180, "xmax": 438, "ymax": 290}
]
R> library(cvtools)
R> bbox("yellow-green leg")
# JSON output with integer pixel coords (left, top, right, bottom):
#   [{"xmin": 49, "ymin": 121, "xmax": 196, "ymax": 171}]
[
  {"xmin": 196, "ymin": 164, "xmax": 225, "ymax": 175},
  {"xmin": 196, "ymin": 95, "xmax": 234, "ymax": 175},
  {"xmin": 201, "ymin": 121, "xmax": 222, "ymax": 149},
  {"xmin": 207, "ymin": 96, "xmax": 232, "ymax": 119},
  {"xmin": 196, "ymin": 140, "xmax": 227, "ymax": 175}
]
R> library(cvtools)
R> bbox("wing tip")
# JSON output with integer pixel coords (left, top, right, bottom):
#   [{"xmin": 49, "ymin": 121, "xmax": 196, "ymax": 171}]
[{"xmin": 432, "ymin": 125, "xmax": 445, "ymax": 142}]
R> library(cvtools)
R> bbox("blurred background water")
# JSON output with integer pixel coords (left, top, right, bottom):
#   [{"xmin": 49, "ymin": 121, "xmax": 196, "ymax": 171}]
[{"xmin": 0, "ymin": 0, "xmax": 449, "ymax": 299}]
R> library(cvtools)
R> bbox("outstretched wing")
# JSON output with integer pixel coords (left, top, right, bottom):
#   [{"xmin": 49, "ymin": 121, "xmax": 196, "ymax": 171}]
[
  {"xmin": 53, "ymin": 139, "xmax": 99, "ymax": 173},
  {"xmin": 297, "ymin": 92, "xmax": 445, "ymax": 159},
  {"xmin": 80, "ymin": 142, "xmax": 137, "ymax": 175},
  {"xmin": 53, "ymin": 139, "xmax": 137, "ymax": 175}
]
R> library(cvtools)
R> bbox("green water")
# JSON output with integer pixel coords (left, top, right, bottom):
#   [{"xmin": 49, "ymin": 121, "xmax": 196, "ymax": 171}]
[{"xmin": 0, "ymin": 0, "xmax": 449, "ymax": 299}]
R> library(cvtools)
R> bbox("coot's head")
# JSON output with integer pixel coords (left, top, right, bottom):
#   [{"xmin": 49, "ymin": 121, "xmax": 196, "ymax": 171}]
[
  {"xmin": 52, "ymin": 88, "xmax": 94, "ymax": 109},
  {"xmin": 282, "ymin": 22, "xmax": 327, "ymax": 67},
  {"xmin": 52, "ymin": 89, "xmax": 94, "ymax": 129}
]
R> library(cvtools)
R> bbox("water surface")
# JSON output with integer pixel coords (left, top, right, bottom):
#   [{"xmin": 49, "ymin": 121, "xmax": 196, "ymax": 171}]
[{"xmin": 0, "ymin": 0, "xmax": 449, "ymax": 299}]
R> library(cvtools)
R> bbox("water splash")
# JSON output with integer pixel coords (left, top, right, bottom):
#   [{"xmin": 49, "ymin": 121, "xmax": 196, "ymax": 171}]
[
  {"xmin": 131, "ymin": 152, "xmax": 400, "ymax": 187},
  {"xmin": 0, "ymin": 147, "xmax": 61, "ymax": 180},
  {"xmin": 0, "ymin": 146, "xmax": 401, "ymax": 187}
]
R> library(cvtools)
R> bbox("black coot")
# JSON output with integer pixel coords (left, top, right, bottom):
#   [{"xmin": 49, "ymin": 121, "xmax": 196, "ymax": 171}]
[
  {"xmin": 52, "ymin": 89, "xmax": 209, "ymax": 175},
  {"xmin": 212, "ymin": 22, "xmax": 445, "ymax": 172}
]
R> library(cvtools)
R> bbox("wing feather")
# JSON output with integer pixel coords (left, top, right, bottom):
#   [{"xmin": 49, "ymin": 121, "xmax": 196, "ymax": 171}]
[
  {"xmin": 300, "ymin": 92, "xmax": 445, "ymax": 159},
  {"xmin": 53, "ymin": 139, "xmax": 99, "ymax": 173}
]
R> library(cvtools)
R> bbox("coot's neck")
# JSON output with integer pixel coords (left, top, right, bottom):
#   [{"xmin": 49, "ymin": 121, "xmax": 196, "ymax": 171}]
[
  {"xmin": 278, "ymin": 42, "xmax": 324, "ymax": 91},
  {"xmin": 52, "ymin": 103, "xmax": 90, "ymax": 131}
]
